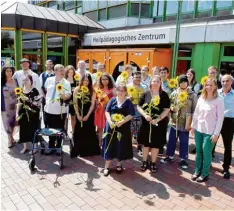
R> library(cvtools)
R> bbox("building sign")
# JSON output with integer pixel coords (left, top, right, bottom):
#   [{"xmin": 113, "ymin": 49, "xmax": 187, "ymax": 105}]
[
  {"xmin": 1, "ymin": 58, "xmax": 14, "ymax": 67},
  {"xmin": 83, "ymin": 28, "xmax": 170, "ymax": 46}
]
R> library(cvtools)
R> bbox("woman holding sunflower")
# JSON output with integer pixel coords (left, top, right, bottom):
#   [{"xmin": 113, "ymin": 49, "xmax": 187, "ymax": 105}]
[
  {"xmin": 137, "ymin": 76, "xmax": 170, "ymax": 173},
  {"xmin": 102, "ymin": 85, "xmax": 135, "ymax": 176},
  {"xmin": 1, "ymin": 66, "xmax": 17, "ymax": 148},
  {"xmin": 72, "ymin": 73, "xmax": 101, "ymax": 157},
  {"xmin": 16, "ymin": 74, "xmax": 41, "ymax": 154},
  {"xmin": 161, "ymin": 75, "xmax": 197, "ymax": 169},
  {"xmin": 94, "ymin": 73, "xmax": 116, "ymax": 146},
  {"xmin": 116, "ymin": 64, "xmax": 133, "ymax": 86}
]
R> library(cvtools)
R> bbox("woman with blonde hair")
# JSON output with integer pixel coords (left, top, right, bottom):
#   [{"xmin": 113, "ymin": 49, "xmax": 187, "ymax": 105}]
[{"xmin": 191, "ymin": 77, "xmax": 224, "ymax": 182}]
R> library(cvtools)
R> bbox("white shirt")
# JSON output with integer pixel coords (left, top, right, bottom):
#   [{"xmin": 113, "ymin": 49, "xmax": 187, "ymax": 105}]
[
  {"xmin": 39, "ymin": 70, "xmax": 55, "ymax": 86},
  {"xmin": 12, "ymin": 69, "xmax": 42, "ymax": 94},
  {"xmin": 44, "ymin": 77, "xmax": 71, "ymax": 115},
  {"xmin": 116, "ymin": 75, "xmax": 133, "ymax": 86},
  {"xmin": 75, "ymin": 69, "xmax": 91, "ymax": 78}
]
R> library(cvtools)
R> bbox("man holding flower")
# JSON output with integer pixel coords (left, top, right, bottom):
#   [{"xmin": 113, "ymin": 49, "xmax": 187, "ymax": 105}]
[{"xmin": 44, "ymin": 64, "xmax": 71, "ymax": 155}]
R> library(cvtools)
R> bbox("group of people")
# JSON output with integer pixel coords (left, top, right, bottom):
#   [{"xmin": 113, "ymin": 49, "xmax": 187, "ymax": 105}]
[{"xmin": 1, "ymin": 58, "xmax": 234, "ymax": 182}]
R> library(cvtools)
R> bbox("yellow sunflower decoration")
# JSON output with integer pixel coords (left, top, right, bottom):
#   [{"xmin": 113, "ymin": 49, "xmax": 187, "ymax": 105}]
[
  {"xmin": 56, "ymin": 83, "xmax": 63, "ymax": 93},
  {"xmin": 76, "ymin": 93, "xmax": 82, "ymax": 99},
  {"xmin": 168, "ymin": 78, "xmax": 177, "ymax": 89},
  {"xmin": 95, "ymin": 88, "xmax": 103, "ymax": 97},
  {"xmin": 152, "ymin": 95, "xmax": 160, "ymax": 106},
  {"xmin": 14, "ymin": 87, "xmax": 23, "ymax": 95},
  {"xmin": 201, "ymin": 76, "xmax": 209, "ymax": 85},
  {"xmin": 121, "ymin": 71, "xmax": 129, "ymax": 80},
  {"xmin": 178, "ymin": 91, "xmax": 188, "ymax": 102},
  {"xmin": 96, "ymin": 71, "xmax": 103, "ymax": 78},
  {"xmin": 127, "ymin": 86, "xmax": 138, "ymax": 96},
  {"xmin": 81, "ymin": 86, "xmax": 89, "ymax": 93},
  {"xmin": 112, "ymin": 114, "xmax": 124, "ymax": 123},
  {"xmin": 74, "ymin": 74, "xmax": 80, "ymax": 81}
]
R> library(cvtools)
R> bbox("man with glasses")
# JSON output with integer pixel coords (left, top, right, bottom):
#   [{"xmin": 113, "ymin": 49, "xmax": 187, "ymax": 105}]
[
  {"xmin": 218, "ymin": 74, "xmax": 234, "ymax": 179},
  {"xmin": 127, "ymin": 71, "xmax": 148, "ymax": 155},
  {"xmin": 141, "ymin": 65, "xmax": 151, "ymax": 88}
]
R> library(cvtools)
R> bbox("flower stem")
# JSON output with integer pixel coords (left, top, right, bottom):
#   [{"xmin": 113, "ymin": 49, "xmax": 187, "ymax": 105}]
[
  {"xmin": 81, "ymin": 95, "xmax": 84, "ymax": 128},
  {"xmin": 149, "ymin": 103, "xmax": 152, "ymax": 143},
  {"xmin": 105, "ymin": 127, "xmax": 116, "ymax": 154}
]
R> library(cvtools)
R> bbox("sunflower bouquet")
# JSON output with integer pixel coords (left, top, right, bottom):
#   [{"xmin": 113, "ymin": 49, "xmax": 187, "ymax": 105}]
[
  {"xmin": 95, "ymin": 88, "xmax": 109, "ymax": 107},
  {"xmin": 74, "ymin": 74, "xmax": 80, "ymax": 86},
  {"xmin": 15, "ymin": 87, "xmax": 36, "ymax": 122},
  {"xmin": 74, "ymin": 85, "xmax": 91, "ymax": 127},
  {"xmin": 120, "ymin": 71, "xmax": 129, "ymax": 84},
  {"xmin": 102, "ymin": 113, "xmax": 124, "ymax": 154},
  {"xmin": 168, "ymin": 78, "xmax": 178, "ymax": 89},
  {"xmin": 141, "ymin": 95, "xmax": 160, "ymax": 143},
  {"xmin": 200, "ymin": 75, "xmax": 209, "ymax": 86},
  {"xmin": 127, "ymin": 86, "xmax": 139, "ymax": 104}
]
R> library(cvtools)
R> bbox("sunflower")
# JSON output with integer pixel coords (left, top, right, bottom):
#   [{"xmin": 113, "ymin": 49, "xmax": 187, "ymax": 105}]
[
  {"xmin": 76, "ymin": 93, "xmax": 82, "ymax": 99},
  {"xmin": 14, "ymin": 87, "xmax": 22, "ymax": 95},
  {"xmin": 95, "ymin": 88, "xmax": 103, "ymax": 97},
  {"xmin": 121, "ymin": 71, "xmax": 129, "ymax": 80},
  {"xmin": 152, "ymin": 95, "xmax": 160, "ymax": 106},
  {"xmin": 56, "ymin": 83, "xmax": 64, "ymax": 93},
  {"xmin": 127, "ymin": 86, "xmax": 137, "ymax": 96},
  {"xmin": 96, "ymin": 71, "xmax": 103, "ymax": 78},
  {"xmin": 201, "ymin": 76, "xmax": 209, "ymax": 85},
  {"xmin": 74, "ymin": 74, "xmax": 80, "ymax": 81},
  {"xmin": 168, "ymin": 78, "xmax": 177, "ymax": 89},
  {"xmin": 112, "ymin": 114, "xmax": 124, "ymax": 123},
  {"xmin": 178, "ymin": 91, "xmax": 188, "ymax": 102},
  {"xmin": 81, "ymin": 86, "xmax": 89, "ymax": 93}
]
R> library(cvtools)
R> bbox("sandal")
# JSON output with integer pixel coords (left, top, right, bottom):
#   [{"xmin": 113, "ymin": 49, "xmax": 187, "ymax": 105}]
[
  {"xmin": 103, "ymin": 168, "xmax": 111, "ymax": 177},
  {"xmin": 141, "ymin": 161, "xmax": 148, "ymax": 171},
  {"xmin": 116, "ymin": 166, "xmax": 123, "ymax": 174},
  {"xmin": 150, "ymin": 162, "xmax": 157, "ymax": 173}
]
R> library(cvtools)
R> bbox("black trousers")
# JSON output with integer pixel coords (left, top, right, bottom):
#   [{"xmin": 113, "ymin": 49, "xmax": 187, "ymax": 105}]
[
  {"xmin": 42, "ymin": 98, "xmax": 48, "ymax": 128},
  {"xmin": 220, "ymin": 117, "xmax": 234, "ymax": 171},
  {"xmin": 45, "ymin": 112, "xmax": 66, "ymax": 149}
]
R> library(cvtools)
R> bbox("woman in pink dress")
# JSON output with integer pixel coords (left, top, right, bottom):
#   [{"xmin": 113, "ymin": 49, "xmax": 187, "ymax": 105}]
[{"xmin": 95, "ymin": 73, "xmax": 116, "ymax": 146}]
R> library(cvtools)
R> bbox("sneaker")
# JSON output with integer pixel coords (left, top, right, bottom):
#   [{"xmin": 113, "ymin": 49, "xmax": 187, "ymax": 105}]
[
  {"xmin": 160, "ymin": 156, "xmax": 174, "ymax": 164},
  {"xmin": 180, "ymin": 160, "xmax": 188, "ymax": 169},
  {"xmin": 223, "ymin": 171, "xmax": 230, "ymax": 179}
]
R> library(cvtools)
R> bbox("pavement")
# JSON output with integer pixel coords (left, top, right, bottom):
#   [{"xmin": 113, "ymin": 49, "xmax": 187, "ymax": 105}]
[{"xmin": 1, "ymin": 120, "xmax": 234, "ymax": 210}]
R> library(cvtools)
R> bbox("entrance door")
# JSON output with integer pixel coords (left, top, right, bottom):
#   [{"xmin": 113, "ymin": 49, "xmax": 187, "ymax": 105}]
[
  {"xmin": 77, "ymin": 51, "xmax": 91, "ymax": 71},
  {"xmin": 128, "ymin": 50, "xmax": 150, "ymax": 71},
  {"xmin": 91, "ymin": 51, "xmax": 106, "ymax": 73}
]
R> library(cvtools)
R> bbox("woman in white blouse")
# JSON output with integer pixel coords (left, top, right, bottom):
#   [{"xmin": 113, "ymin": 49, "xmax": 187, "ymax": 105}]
[{"xmin": 191, "ymin": 77, "xmax": 224, "ymax": 182}]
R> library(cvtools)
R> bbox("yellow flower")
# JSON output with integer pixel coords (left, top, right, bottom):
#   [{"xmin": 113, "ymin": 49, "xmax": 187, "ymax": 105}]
[
  {"xmin": 74, "ymin": 74, "xmax": 80, "ymax": 81},
  {"xmin": 95, "ymin": 88, "xmax": 103, "ymax": 97},
  {"xmin": 14, "ymin": 87, "xmax": 22, "ymax": 95},
  {"xmin": 81, "ymin": 86, "xmax": 89, "ymax": 93},
  {"xmin": 112, "ymin": 114, "xmax": 124, "ymax": 123},
  {"xmin": 127, "ymin": 86, "xmax": 137, "ymax": 96},
  {"xmin": 168, "ymin": 78, "xmax": 177, "ymax": 89},
  {"xmin": 201, "ymin": 76, "xmax": 209, "ymax": 85},
  {"xmin": 152, "ymin": 95, "xmax": 160, "ymax": 106},
  {"xmin": 76, "ymin": 93, "xmax": 82, "ymax": 99},
  {"xmin": 121, "ymin": 71, "xmax": 129, "ymax": 80},
  {"xmin": 56, "ymin": 83, "xmax": 63, "ymax": 93},
  {"xmin": 178, "ymin": 91, "xmax": 188, "ymax": 102},
  {"xmin": 96, "ymin": 71, "xmax": 103, "ymax": 78}
]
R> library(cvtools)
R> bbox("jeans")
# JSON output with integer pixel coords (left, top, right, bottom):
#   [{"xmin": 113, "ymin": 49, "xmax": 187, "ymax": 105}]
[
  {"xmin": 194, "ymin": 130, "xmax": 215, "ymax": 177},
  {"xmin": 167, "ymin": 127, "xmax": 189, "ymax": 160}
]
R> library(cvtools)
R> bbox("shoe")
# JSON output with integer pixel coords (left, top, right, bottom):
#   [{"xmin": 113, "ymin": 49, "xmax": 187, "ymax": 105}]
[
  {"xmin": 141, "ymin": 161, "xmax": 148, "ymax": 171},
  {"xmin": 8, "ymin": 142, "xmax": 16, "ymax": 148},
  {"xmin": 44, "ymin": 149, "xmax": 56, "ymax": 156},
  {"xmin": 150, "ymin": 162, "xmax": 157, "ymax": 173},
  {"xmin": 196, "ymin": 175, "xmax": 209, "ymax": 183},
  {"xmin": 116, "ymin": 166, "xmax": 123, "ymax": 174},
  {"xmin": 191, "ymin": 148, "xmax": 196, "ymax": 154},
  {"xmin": 160, "ymin": 156, "xmax": 174, "ymax": 164},
  {"xmin": 191, "ymin": 173, "xmax": 200, "ymax": 181},
  {"xmin": 103, "ymin": 168, "xmax": 111, "ymax": 176},
  {"xmin": 223, "ymin": 171, "xmax": 230, "ymax": 179},
  {"xmin": 20, "ymin": 148, "xmax": 29, "ymax": 154},
  {"xmin": 29, "ymin": 149, "xmax": 38, "ymax": 155},
  {"xmin": 158, "ymin": 148, "xmax": 164, "ymax": 156},
  {"xmin": 180, "ymin": 160, "xmax": 188, "ymax": 169}
]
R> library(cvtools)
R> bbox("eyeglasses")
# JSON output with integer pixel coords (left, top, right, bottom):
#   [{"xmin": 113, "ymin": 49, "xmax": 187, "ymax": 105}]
[{"xmin": 101, "ymin": 78, "xmax": 109, "ymax": 81}]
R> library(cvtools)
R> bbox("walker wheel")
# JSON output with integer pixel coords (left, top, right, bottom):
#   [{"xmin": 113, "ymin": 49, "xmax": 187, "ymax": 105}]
[{"xmin": 29, "ymin": 158, "xmax": 35, "ymax": 172}]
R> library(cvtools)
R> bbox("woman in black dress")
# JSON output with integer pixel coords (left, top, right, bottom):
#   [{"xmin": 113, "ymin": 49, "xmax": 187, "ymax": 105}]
[
  {"xmin": 72, "ymin": 73, "xmax": 100, "ymax": 157},
  {"xmin": 65, "ymin": 65, "xmax": 77, "ymax": 133},
  {"xmin": 16, "ymin": 75, "xmax": 41, "ymax": 154},
  {"xmin": 102, "ymin": 85, "xmax": 135, "ymax": 176},
  {"xmin": 137, "ymin": 75, "xmax": 170, "ymax": 173}
]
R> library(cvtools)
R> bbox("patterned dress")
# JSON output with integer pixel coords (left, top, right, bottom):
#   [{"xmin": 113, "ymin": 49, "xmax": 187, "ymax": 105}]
[{"xmin": 1, "ymin": 84, "xmax": 17, "ymax": 135}]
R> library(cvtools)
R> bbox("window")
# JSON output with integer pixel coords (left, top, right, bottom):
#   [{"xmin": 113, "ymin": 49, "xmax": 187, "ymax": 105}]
[
  {"xmin": 67, "ymin": 8, "xmax": 75, "ymax": 14},
  {"xmin": 77, "ymin": 7, "xmax": 82, "ymax": 14},
  {"xmin": 77, "ymin": 1, "xmax": 82, "ymax": 7},
  {"xmin": 47, "ymin": 34, "xmax": 63, "ymax": 53},
  {"xmin": 216, "ymin": 0, "xmax": 232, "ymax": 8},
  {"xmin": 48, "ymin": 1, "xmax": 57, "ymax": 9},
  {"xmin": 166, "ymin": 1, "xmax": 178, "ymax": 15},
  {"xmin": 109, "ymin": 4, "xmax": 127, "ymax": 19},
  {"xmin": 85, "ymin": 11, "xmax": 97, "ymax": 21},
  {"xmin": 198, "ymin": 0, "xmax": 212, "ymax": 11},
  {"xmin": 224, "ymin": 46, "xmax": 234, "ymax": 57},
  {"xmin": 131, "ymin": 3, "xmax": 140, "ymax": 17},
  {"xmin": 57, "ymin": 1, "xmax": 63, "ymax": 10},
  {"xmin": 99, "ymin": 0, "xmax": 107, "ymax": 9},
  {"xmin": 141, "ymin": 4, "xmax": 150, "ymax": 18},
  {"xmin": 22, "ymin": 32, "xmax": 42, "ymax": 51},
  {"xmin": 108, "ymin": 1, "xmax": 127, "ymax": 7},
  {"xmin": 83, "ymin": 1, "xmax": 98, "ymax": 12},
  {"xmin": 158, "ymin": 0, "xmax": 164, "ymax": 16},
  {"xmin": 64, "ymin": 0, "xmax": 74, "ymax": 10},
  {"xmin": 99, "ymin": 9, "xmax": 107, "ymax": 20},
  {"xmin": 1, "ymin": 30, "xmax": 14, "ymax": 51},
  {"xmin": 182, "ymin": 0, "xmax": 194, "ymax": 12}
]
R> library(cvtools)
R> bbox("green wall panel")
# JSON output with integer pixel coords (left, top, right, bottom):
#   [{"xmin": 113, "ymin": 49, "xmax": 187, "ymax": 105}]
[
  {"xmin": 191, "ymin": 43, "xmax": 221, "ymax": 81},
  {"xmin": 15, "ymin": 30, "xmax": 22, "ymax": 70}
]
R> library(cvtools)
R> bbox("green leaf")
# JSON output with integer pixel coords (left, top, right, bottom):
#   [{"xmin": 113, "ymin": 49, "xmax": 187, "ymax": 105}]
[
  {"xmin": 16, "ymin": 113, "xmax": 24, "ymax": 121},
  {"xmin": 102, "ymin": 132, "xmax": 110, "ymax": 139},
  {"xmin": 117, "ymin": 132, "xmax": 122, "ymax": 141}
]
